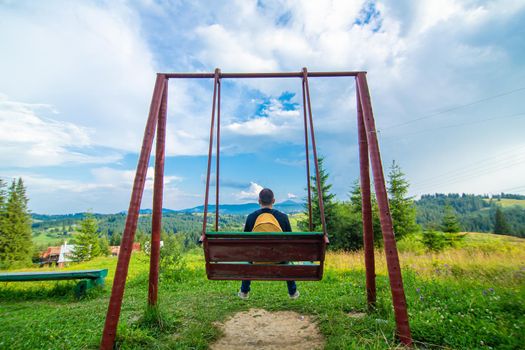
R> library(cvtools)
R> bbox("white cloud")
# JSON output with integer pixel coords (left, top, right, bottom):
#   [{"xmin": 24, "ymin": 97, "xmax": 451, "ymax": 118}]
[
  {"xmin": 287, "ymin": 193, "xmax": 298, "ymax": 199},
  {"xmin": 91, "ymin": 166, "xmax": 182, "ymax": 191},
  {"xmin": 0, "ymin": 1, "xmax": 156, "ymax": 153},
  {"xmin": 5, "ymin": 167, "xmax": 188, "ymax": 213},
  {"xmin": 236, "ymin": 182, "xmax": 264, "ymax": 201},
  {"xmin": 224, "ymin": 96, "xmax": 302, "ymax": 141},
  {"xmin": 6, "ymin": 174, "xmax": 113, "ymax": 194},
  {"xmin": 0, "ymin": 94, "xmax": 121, "ymax": 167},
  {"xmin": 195, "ymin": 24, "xmax": 278, "ymax": 72}
]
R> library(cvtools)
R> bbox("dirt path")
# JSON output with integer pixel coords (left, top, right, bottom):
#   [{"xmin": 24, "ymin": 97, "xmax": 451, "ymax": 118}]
[{"xmin": 210, "ymin": 308, "xmax": 325, "ymax": 350}]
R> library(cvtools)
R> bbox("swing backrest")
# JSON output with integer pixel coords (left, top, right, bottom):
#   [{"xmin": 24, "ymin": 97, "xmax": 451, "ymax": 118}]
[{"xmin": 204, "ymin": 231, "xmax": 326, "ymax": 281}]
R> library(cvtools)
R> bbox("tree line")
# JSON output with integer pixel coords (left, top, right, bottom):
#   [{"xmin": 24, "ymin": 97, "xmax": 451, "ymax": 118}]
[
  {"xmin": 296, "ymin": 159, "xmax": 522, "ymax": 251},
  {"xmin": 416, "ymin": 193, "xmax": 525, "ymax": 237}
]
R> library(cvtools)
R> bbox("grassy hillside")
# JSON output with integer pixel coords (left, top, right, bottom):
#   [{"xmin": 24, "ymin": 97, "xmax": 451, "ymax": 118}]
[
  {"xmin": 1, "ymin": 232, "xmax": 523, "ymax": 349},
  {"xmin": 416, "ymin": 194, "xmax": 525, "ymax": 237},
  {"xmin": 486, "ymin": 198, "xmax": 525, "ymax": 208}
]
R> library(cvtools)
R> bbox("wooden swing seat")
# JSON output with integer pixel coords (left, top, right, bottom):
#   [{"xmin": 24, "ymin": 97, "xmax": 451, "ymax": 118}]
[{"xmin": 204, "ymin": 231, "xmax": 326, "ymax": 281}]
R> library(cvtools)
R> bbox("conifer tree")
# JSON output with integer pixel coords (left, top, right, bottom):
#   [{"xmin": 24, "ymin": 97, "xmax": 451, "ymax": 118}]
[
  {"xmin": 494, "ymin": 207, "xmax": 510, "ymax": 234},
  {"xmin": 73, "ymin": 213, "xmax": 101, "ymax": 261},
  {"xmin": 0, "ymin": 178, "xmax": 32, "ymax": 267},
  {"xmin": 0, "ymin": 179, "xmax": 7, "ymax": 266},
  {"xmin": 299, "ymin": 157, "xmax": 337, "ymax": 234},
  {"xmin": 441, "ymin": 205, "xmax": 461, "ymax": 233},
  {"xmin": 387, "ymin": 161, "xmax": 419, "ymax": 239},
  {"xmin": 329, "ymin": 181, "xmax": 366, "ymax": 251},
  {"xmin": 348, "ymin": 180, "xmax": 383, "ymax": 245},
  {"xmin": 98, "ymin": 234, "xmax": 110, "ymax": 256}
]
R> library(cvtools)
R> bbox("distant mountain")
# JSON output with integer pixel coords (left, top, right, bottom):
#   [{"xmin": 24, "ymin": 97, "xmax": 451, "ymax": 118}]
[
  {"xmin": 32, "ymin": 201, "xmax": 304, "ymax": 220},
  {"xmin": 176, "ymin": 200, "xmax": 305, "ymax": 215},
  {"xmin": 136, "ymin": 208, "xmax": 178, "ymax": 215}
]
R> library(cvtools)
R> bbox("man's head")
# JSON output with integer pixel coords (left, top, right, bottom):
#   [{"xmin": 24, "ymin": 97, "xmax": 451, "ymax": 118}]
[{"xmin": 258, "ymin": 188, "xmax": 275, "ymax": 208}]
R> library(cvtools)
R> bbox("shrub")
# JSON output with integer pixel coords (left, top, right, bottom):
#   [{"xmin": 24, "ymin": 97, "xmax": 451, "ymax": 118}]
[
  {"xmin": 159, "ymin": 233, "xmax": 187, "ymax": 281},
  {"xmin": 421, "ymin": 230, "xmax": 448, "ymax": 252},
  {"xmin": 421, "ymin": 230, "xmax": 466, "ymax": 252},
  {"xmin": 396, "ymin": 234, "xmax": 426, "ymax": 253}
]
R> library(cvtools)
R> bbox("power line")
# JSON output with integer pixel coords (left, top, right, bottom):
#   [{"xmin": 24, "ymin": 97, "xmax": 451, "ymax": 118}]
[
  {"xmin": 384, "ymin": 111, "xmax": 525, "ymax": 139},
  {"xmin": 412, "ymin": 158, "xmax": 525, "ymax": 193},
  {"xmin": 496, "ymin": 184, "xmax": 525, "ymax": 193},
  {"xmin": 412, "ymin": 155, "xmax": 525, "ymax": 190},
  {"xmin": 410, "ymin": 145, "xmax": 525, "ymax": 192},
  {"xmin": 380, "ymin": 86, "xmax": 525, "ymax": 131},
  {"xmin": 411, "ymin": 145, "xmax": 525, "ymax": 186}
]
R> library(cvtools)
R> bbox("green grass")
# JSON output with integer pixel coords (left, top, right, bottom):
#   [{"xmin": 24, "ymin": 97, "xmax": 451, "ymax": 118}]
[
  {"xmin": 484, "ymin": 198, "xmax": 525, "ymax": 208},
  {"xmin": 289, "ymin": 213, "xmax": 306, "ymax": 231},
  {"xmin": 1, "ymin": 234, "xmax": 524, "ymax": 349},
  {"xmin": 32, "ymin": 230, "xmax": 78, "ymax": 247}
]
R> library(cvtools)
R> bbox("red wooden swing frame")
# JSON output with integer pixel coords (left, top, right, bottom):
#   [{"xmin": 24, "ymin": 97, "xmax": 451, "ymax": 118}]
[{"xmin": 99, "ymin": 69, "xmax": 413, "ymax": 348}]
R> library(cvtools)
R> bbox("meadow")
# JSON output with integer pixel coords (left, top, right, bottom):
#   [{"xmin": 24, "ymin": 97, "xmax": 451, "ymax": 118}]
[
  {"xmin": 0, "ymin": 232, "xmax": 523, "ymax": 349},
  {"xmin": 488, "ymin": 198, "xmax": 525, "ymax": 209}
]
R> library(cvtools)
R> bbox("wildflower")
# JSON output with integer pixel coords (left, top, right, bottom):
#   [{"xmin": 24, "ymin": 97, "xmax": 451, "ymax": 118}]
[
  {"xmin": 416, "ymin": 288, "xmax": 421, "ymax": 294},
  {"xmin": 419, "ymin": 295, "xmax": 424, "ymax": 301}
]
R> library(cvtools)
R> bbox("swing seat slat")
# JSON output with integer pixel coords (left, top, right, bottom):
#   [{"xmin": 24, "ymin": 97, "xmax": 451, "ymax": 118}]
[{"xmin": 206, "ymin": 262, "xmax": 322, "ymax": 281}]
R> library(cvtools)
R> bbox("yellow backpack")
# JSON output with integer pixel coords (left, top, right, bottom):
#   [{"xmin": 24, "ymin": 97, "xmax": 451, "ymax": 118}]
[
  {"xmin": 252, "ymin": 213, "xmax": 283, "ymax": 264},
  {"xmin": 252, "ymin": 213, "xmax": 282, "ymax": 232}
]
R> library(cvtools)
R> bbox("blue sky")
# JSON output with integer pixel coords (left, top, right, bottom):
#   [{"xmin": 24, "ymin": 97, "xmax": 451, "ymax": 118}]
[{"xmin": 1, "ymin": 0, "xmax": 525, "ymax": 214}]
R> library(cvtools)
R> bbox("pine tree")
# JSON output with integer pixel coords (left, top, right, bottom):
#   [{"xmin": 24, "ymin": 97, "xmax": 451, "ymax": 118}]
[
  {"xmin": 387, "ymin": 161, "xmax": 419, "ymax": 239},
  {"xmin": 441, "ymin": 205, "xmax": 461, "ymax": 233},
  {"xmin": 98, "ymin": 234, "xmax": 110, "ymax": 256},
  {"xmin": 0, "ymin": 178, "xmax": 32, "ymax": 268},
  {"xmin": 0, "ymin": 179, "xmax": 7, "ymax": 266},
  {"xmin": 494, "ymin": 207, "xmax": 510, "ymax": 234},
  {"xmin": 348, "ymin": 180, "xmax": 383, "ymax": 246},
  {"xmin": 298, "ymin": 157, "xmax": 337, "ymax": 234},
  {"xmin": 73, "ymin": 213, "xmax": 101, "ymax": 261},
  {"xmin": 329, "ymin": 181, "xmax": 365, "ymax": 251}
]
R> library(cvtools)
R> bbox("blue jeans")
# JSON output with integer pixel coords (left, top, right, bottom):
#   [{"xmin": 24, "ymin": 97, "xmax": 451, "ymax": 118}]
[{"xmin": 240, "ymin": 280, "xmax": 297, "ymax": 295}]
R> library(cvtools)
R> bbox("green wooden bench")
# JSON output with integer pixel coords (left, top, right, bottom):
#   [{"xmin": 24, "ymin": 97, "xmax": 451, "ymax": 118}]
[{"xmin": 0, "ymin": 269, "xmax": 108, "ymax": 298}]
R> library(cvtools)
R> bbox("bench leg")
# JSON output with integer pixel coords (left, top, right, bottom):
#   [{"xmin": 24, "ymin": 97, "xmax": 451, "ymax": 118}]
[
  {"xmin": 75, "ymin": 277, "xmax": 106, "ymax": 298},
  {"xmin": 94, "ymin": 276, "xmax": 105, "ymax": 287},
  {"xmin": 75, "ymin": 280, "xmax": 89, "ymax": 299}
]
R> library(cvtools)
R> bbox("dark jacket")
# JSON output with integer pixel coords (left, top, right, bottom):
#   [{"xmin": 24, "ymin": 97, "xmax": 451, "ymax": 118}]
[{"xmin": 243, "ymin": 208, "xmax": 292, "ymax": 232}]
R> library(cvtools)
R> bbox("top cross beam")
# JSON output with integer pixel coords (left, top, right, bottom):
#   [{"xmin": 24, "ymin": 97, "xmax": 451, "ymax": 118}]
[{"xmin": 162, "ymin": 71, "xmax": 363, "ymax": 79}]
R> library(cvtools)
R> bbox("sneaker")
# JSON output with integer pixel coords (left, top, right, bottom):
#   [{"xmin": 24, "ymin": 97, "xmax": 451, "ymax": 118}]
[
  {"xmin": 238, "ymin": 291, "xmax": 249, "ymax": 299},
  {"xmin": 289, "ymin": 290, "xmax": 300, "ymax": 299}
]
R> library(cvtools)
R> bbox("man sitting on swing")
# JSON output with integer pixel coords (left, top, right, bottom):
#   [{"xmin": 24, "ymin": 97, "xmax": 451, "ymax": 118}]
[{"xmin": 238, "ymin": 188, "xmax": 300, "ymax": 300}]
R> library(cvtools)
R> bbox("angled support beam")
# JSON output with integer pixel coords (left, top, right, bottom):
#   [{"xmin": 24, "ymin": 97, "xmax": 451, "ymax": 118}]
[
  {"xmin": 302, "ymin": 68, "xmax": 328, "ymax": 241},
  {"xmin": 301, "ymin": 76, "xmax": 313, "ymax": 231},
  {"xmin": 148, "ymin": 78, "xmax": 168, "ymax": 306},
  {"xmin": 100, "ymin": 74, "xmax": 166, "ymax": 350},
  {"xmin": 356, "ymin": 72, "xmax": 412, "ymax": 346},
  {"xmin": 201, "ymin": 68, "xmax": 220, "ymax": 240},
  {"xmin": 357, "ymin": 87, "xmax": 376, "ymax": 309}
]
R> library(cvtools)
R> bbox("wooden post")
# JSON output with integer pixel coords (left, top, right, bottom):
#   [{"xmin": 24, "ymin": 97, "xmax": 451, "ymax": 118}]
[
  {"xmin": 100, "ymin": 74, "xmax": 166, "ymax": 349},
  {"xmin": 356, "ymin": 72, "xmax": 412, "ymax": 346},
  {"xmin": 357, "ymin": 87, "xmax": 376, "ymax": 309},
  {"xmin": 148, "ymin": 78, "xmax": 168, "ymax": 306}
]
